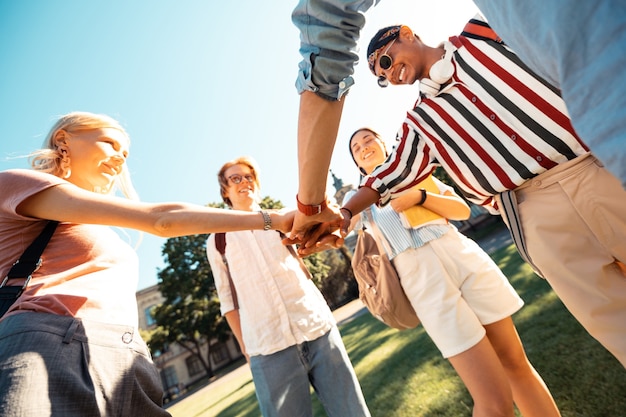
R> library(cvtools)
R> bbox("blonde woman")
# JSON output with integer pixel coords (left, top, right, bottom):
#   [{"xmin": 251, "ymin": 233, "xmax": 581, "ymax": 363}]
[{"xmin": 0, "ymin": 112, "xmax": 293, "ymax": 416}]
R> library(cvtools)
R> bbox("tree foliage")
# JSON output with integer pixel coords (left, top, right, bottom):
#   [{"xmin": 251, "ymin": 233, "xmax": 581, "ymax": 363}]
[
  {"xmin": 148, "ymin": 232, "xmax": 229, "ymax": 378},
  {"xmin": 303, "ymin": 248, "xmax": 358, "ymax": 309}
]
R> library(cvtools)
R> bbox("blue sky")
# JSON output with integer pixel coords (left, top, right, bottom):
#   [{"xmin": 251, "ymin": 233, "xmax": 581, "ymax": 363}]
[{"xmin": 0, "ymin": 0, "xmax": 478, "ymax": 290}]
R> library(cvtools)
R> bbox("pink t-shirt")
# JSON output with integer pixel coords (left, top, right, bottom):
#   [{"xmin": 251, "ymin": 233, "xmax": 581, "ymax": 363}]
[{"xmin": 0, "ymin": 169, "xmax": 139, "ymax": 327}]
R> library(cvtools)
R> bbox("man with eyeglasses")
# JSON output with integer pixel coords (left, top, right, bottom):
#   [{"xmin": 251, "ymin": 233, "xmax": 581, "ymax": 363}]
[
  {"xmin": 334, "ymin": 15, "xmax": 626, "ymax": 368},
  {"xmin": 205, "ymin": 156, "xmax": 370, "ymax": 417}
]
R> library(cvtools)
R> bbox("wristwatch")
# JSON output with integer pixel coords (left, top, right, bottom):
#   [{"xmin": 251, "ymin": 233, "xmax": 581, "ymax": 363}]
[{"xmin": 259, "ymin": 210, "xmax": 272, "ymax": 230}]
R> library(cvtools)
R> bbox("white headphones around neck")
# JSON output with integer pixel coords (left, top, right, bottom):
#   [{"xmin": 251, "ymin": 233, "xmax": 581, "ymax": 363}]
[{"xmin": 419, "ymin": 41, "xmax": 456, "ymax": 97}]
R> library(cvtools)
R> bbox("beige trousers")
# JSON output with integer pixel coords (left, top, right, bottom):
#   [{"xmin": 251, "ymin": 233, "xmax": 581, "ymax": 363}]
[{"xmin": 497, "ymin": 153, "xmax": 626, "ymax": 368}]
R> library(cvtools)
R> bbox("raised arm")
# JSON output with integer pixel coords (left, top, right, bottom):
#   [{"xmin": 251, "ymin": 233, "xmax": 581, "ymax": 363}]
[
  {"xmin": 289, "ymin": 0, "xmax": 377, "ymax": 238},
  {"xmin": 290, "ymin": 92, "xmax": 345, "ymax": 239}
]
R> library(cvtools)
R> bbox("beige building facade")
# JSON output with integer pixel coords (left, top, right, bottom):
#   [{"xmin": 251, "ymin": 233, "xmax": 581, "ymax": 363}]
[{"xmin": 136, "ymin": 284, "xmax": 243, "ymax": 402}]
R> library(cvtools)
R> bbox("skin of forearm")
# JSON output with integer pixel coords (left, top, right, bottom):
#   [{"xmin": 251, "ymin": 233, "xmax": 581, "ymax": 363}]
[
  {"xmin": 391, "ymin": 188, "xmax": 470, "ymax": 221},
  {"xmin": 150, "ymin": 205, "xmax": 291, "ymax": 237},
  {"xmin": 420, "ymin": 192, "xmax": 470, "ymax": 220},
  {"xmin": 297, "ymin": 91, "xmax": 345, "ymax": 204},
  {"xmin": 225, "ymin": 310, "xmax": 247, "ymax": 360},
  {"xmin": 342, "ymin": 187, "xmax": 380, "ymax": 218}
]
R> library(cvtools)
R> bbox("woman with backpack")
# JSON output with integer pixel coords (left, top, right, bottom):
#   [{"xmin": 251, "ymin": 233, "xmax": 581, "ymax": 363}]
[{"xmin": 342, "ymin": 127, "xmax": 560, "ymax": 417}]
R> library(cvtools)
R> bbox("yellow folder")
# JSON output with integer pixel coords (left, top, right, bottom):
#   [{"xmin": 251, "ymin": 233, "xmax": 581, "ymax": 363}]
[{"xmin": 399, "ymin": 175, "xmax": 444, "ymax": 228}]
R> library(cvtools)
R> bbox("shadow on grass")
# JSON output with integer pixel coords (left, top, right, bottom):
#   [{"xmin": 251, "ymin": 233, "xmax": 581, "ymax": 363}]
[
  {"xmin": 315, "ymin": 243, "xmax": 626, "ymax": 417},
  {"xmin": 211, "ymin": 380, "xmax": 259, "ymax": 417},
  {"xmin": 328, "ymin": 313, "xmax": 474, "ymax": 417},
  {"xmin": 184, "ymin": 243, "xmax": 626, "ymax": 417},
  {"xmin": 486, "ymin": 245, "xmax": 626, "ymax": 417}
]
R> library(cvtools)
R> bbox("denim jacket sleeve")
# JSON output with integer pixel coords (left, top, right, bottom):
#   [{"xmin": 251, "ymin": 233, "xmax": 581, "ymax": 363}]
[{"xmin": 291, "ymin": 0, "xmax": 380, "ymax": 101}]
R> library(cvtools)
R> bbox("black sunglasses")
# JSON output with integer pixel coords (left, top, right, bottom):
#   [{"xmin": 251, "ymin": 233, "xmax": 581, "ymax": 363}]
[{"xmin": 376, "ymin": 38, "xmax": 396, "ymax": 88}]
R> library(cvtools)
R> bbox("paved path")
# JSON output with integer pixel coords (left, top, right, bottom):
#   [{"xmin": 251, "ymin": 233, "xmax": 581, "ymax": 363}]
[{"xmin": 169, "ymin": 226, "xmax": 513, "ymax": 409}]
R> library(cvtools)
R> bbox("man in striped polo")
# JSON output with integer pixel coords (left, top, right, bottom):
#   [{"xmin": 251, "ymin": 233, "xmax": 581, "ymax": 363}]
[{"xmin": 339, "ymin": 15, "xmax": 626, "ymax": 368}]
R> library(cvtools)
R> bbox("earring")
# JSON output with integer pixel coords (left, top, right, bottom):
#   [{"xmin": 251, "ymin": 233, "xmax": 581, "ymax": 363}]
[{"xmin": 58, "ymin": 147, "xmax": 71, "ymax": 179}]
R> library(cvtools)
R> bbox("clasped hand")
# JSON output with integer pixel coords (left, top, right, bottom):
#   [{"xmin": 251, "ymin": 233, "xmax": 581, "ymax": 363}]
[{"xmin": 283, "ymin": 204, "xmax": 351, "ymax": 256}]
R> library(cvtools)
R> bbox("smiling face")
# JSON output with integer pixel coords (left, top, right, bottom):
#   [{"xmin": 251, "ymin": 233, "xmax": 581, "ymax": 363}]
[
  {"xmin": 350, "ymin": 129, "xmax": 387, "ymax": 175},
  {"xmin": 373, "ymin": 26, "xmax": 428, "ymax": 87},
  {"xmin": 59, "ymin": 127, "xmax": 129, "ymax": 193},
  {"xmin": 222, "ymin": 163, "xmax": 260, "ymax": 211}
]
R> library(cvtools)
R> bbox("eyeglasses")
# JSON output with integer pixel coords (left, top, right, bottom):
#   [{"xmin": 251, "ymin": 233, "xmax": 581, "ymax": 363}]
[
  {"xmin": 377, "ymin": 38, "xmax": 396, "ymax": 88},
  {"xmin": 227, "ymin": 174, "xmax": 255, "ymax": 185}
]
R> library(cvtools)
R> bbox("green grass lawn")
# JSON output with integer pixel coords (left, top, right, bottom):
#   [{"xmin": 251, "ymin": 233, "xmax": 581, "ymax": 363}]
[{"xmin": 167, "ymin": 244, "xmax": 626, "ymax": 417}]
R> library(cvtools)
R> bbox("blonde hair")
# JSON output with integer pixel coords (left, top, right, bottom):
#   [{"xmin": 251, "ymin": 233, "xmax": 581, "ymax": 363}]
[
  {"xmin": 217, "ymin": 156, "xmax": 261, "ymax": 208},
  {"xmin": 29, "ymin": 111, "xmax": 139, "ymax": 200}
]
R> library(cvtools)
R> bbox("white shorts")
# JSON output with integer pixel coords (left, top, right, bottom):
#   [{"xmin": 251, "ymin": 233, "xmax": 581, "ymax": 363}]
[{"xmin": 393, "ymin": 229, "xmax": 523, "ymax": 358}]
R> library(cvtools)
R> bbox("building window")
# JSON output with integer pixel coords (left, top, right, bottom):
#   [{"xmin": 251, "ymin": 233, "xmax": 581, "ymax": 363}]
[
  {"xmin": 211, "ymin": 343, "xmax": 229, "ymax": 364},
  {"xmin": 186, "ymin": 355, "xmax": 204, "ymax": 378},
  {"xmin": 144, "ymin": 305, "xmax": 157, "ymax": 326},
  {"xmin": 161, "ymin": 366, "xmax": 178, "ymax": 389}
]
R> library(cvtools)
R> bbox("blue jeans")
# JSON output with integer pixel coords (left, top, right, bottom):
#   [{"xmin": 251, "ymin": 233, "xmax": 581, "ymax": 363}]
[{"xmin": 249, "ymin": 326, "xmax": 370, "ymax": 417}]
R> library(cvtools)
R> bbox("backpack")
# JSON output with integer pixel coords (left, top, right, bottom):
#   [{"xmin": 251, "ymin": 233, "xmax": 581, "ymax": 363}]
[
  {"xmin": 351, "ymin": 208, "xmax": 420, "ymax": 330},
  {"xmin": 215, "ymin": 232, "xmax": 239, "ymax": 310}
]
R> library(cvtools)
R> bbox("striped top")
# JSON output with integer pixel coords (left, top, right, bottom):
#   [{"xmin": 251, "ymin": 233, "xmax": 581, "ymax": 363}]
[
  {"xmin": 345, "ymin": 185, "xmax": 452, "ymax": 260},
  {"xmin": 363, "ymin": 17, "xmax": 589, "ymax": 210}
]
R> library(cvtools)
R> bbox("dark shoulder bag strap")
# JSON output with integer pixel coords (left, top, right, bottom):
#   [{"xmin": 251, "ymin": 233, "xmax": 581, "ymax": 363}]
[
  {"xmin": 5, "ymin": 221, "xmax": 59, "ymax": 279},
  {"xmin": 0, "ymin": 221, "xmax": 59, "ymax": 316},
  {"xmin": 214, "ymin": 232, "xmax": 239, "ymax": 310}
]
